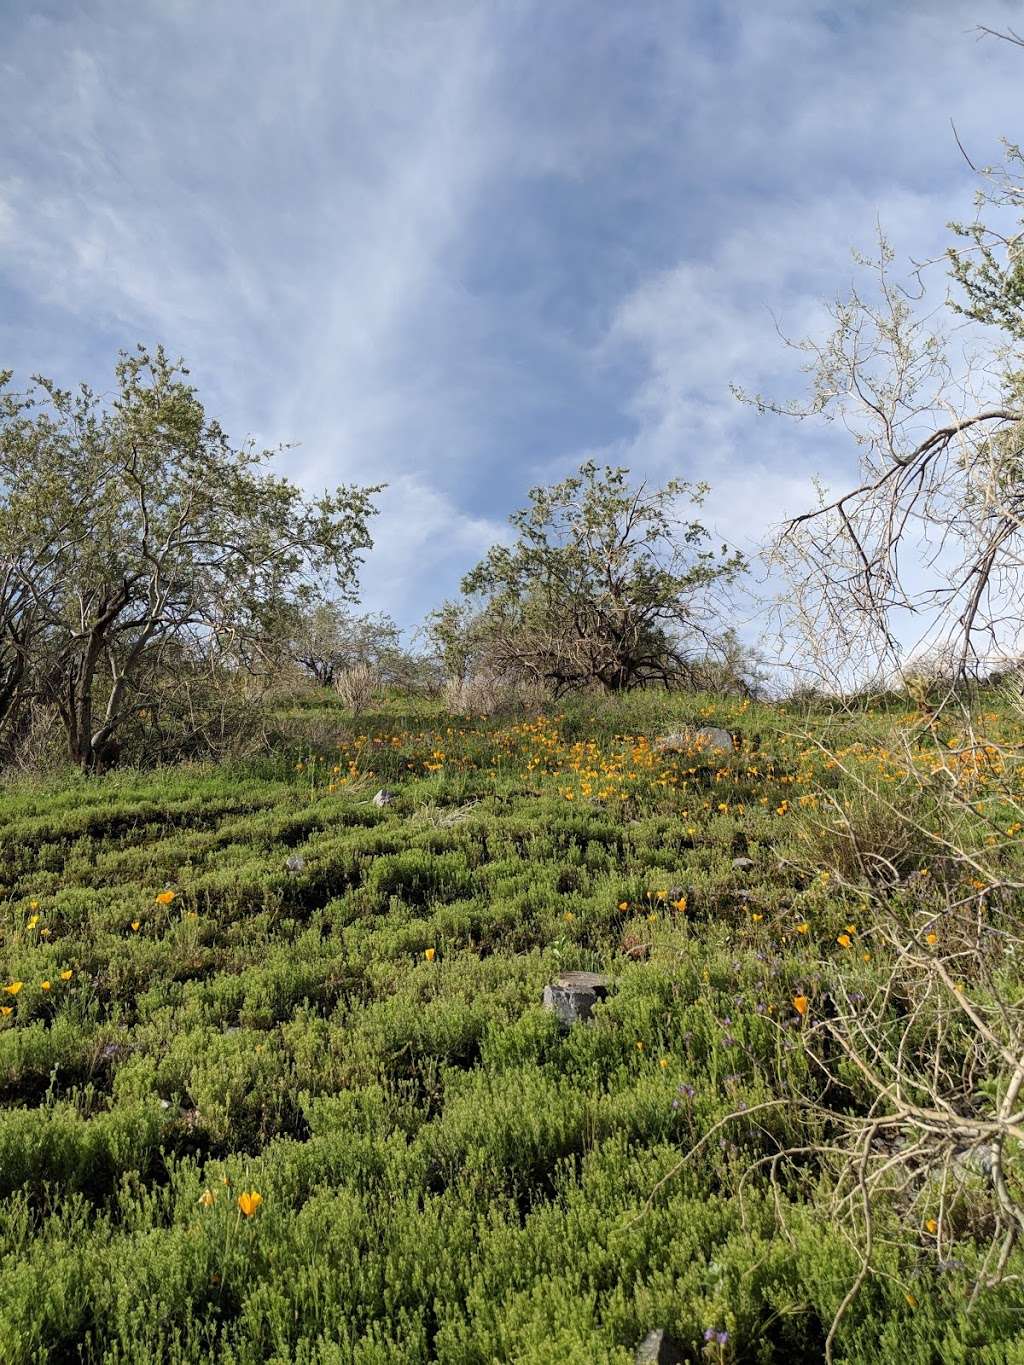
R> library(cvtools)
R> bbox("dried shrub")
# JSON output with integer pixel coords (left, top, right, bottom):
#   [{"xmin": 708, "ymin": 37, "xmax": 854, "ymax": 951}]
[
  {"xmin": 442, "ymin": 671, "xmax": 551, "ymax": 718},
  {"xmin": 333, "ymin": 662, "xmax": 381, "ymax": 715}
]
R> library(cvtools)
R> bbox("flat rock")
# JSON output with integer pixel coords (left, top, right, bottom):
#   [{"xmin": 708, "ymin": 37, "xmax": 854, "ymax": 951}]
[
  {"xmin": 372, "ymin": 789, "xmax": 395, "ymax": 807},
  {"xmin": 634, "ymin": 1329, "xmax": 685, "ymax": 1364},
  {"xmin": 554, "ymin": 971, "xmax": 609, "ymax": 990},
  {"xmin": 731, "ymin": 856, "xmax": 755, "ymax": 871}
]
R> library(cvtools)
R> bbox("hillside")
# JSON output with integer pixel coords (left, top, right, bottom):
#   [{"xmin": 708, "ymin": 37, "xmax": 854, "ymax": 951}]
[{"xmin": 1, "ymin": 692, "xmax": 1022, "ymax": 1362}]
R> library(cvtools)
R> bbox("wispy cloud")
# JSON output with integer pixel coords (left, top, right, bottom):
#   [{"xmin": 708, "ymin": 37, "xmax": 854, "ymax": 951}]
[{"xmin": 2, "ymin": 1, "xmax": 1023, "ymax": 626}]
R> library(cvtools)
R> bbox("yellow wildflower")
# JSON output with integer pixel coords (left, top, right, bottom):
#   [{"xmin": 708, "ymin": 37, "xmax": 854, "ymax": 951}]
[{"xmin": 237, "ymin": 1191, "xmax": 263, "ymax": 1217}]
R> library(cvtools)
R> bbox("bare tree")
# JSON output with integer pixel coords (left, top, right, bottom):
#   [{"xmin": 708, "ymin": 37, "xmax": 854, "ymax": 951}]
[{"xmin": 740, "ymin": 138, "xmax": 1024, "ymax": 681}]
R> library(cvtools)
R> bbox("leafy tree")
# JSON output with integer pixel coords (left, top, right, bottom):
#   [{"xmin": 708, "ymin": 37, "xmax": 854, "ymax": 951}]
[
  {"xmin": 459, "ymin": 461, "xmax": 746, "ymax": 694},
  {"xmin": 281, "ymin": 601, "xmax": 404, "ymax": 689},
  {"xmin": 422, "ymin": 599, "xmax": 489, "ymax": 685},
  {"xmin": 0, "ymin": 346, "xmax": 381, "ymax": 770}
]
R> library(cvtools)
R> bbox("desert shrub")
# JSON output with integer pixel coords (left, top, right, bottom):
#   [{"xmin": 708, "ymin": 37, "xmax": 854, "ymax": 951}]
[
  {"xmin": 442, "ymin": 670, "xmax": 551, "ymax": 717},
  {"xmin": 333, "ymin": 662, "xmax": 382, "ymax": 715}
]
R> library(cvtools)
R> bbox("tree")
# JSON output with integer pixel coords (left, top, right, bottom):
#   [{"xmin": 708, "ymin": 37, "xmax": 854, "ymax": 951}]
[
  {"xmin": 422, "ymin": 599, "xmax": 489, "ymax": 686},
  {"xmin": 281, "ymin": 601, "xmax": 404, "ymax": 689},
  {"xmin": 0, "ymin": 346, "xmax": 381, "ymax": 770},
  {"xmin": 741, "ymin": 131, "xmax": 1024, "ymax": 682},
  {"xmin": 458, "ymin": 461, "xmax": 746, "ymax": 694}
]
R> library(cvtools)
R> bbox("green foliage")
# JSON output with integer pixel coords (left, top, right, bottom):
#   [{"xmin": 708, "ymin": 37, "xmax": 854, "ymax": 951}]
[
  {"xmin": 454, "ymin": 461, "xmax": 746, "ymax": 694},
  {"xmin": 0, "ymin": 346, "xmax": 381, "ymax": 770}
]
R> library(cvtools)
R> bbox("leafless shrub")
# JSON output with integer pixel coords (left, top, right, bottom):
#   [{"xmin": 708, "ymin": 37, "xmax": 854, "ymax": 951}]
[
  {"xmin": 645, "ymin": 703, "xmax": 1024, "ymax": 1359},
  {"xmin": 4, "ymin": 700, "xmax": 66, "ymax": 774},
  {"xmin": 333, "ymin": 662, "xmax": 381, "ymax": 715},
  {"xmin": 441, "ymin": 671, "xmax": 552, "ymax": 718}
]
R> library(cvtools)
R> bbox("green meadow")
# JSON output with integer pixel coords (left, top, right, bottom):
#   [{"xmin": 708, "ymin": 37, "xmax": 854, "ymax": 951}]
[{"xmin": 1, "ymin": 692, "xmax": 1022, "ymax": 1363}]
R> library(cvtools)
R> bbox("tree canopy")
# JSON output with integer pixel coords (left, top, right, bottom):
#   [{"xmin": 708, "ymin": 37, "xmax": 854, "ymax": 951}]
[
  {"xmin": 0, "ymin": 346, "xmax": 381, "ymax": 768},
  {"xmin": 457, "ymin": 461, "xmax": 746, "ymax": 694}
]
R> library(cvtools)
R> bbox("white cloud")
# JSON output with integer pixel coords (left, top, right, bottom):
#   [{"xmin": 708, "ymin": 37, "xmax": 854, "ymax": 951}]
[
  {"xmin": 3, "ymin": 0, "xmax": 1024, "ymax": 633},
  {"xmin": 355, "ymin": 475, "xmax": 509, "ymax": 625}
]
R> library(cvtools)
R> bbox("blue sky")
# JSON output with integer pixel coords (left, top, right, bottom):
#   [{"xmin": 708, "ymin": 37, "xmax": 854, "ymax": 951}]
[{"xmin": 2, "ymin": 0, "xmax": 1022, "ymax": 629}]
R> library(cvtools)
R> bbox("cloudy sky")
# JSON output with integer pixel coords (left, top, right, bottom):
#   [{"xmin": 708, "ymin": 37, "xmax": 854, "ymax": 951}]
[{"xmin": 2, "ymin": 0, "xmax": 1022, "ymax": 629}]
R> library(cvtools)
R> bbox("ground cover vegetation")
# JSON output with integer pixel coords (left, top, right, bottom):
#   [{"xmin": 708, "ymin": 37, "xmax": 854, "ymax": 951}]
[{"xmin": 1, "ymin": 684, "xmax": 1023, "ymax": 1362}]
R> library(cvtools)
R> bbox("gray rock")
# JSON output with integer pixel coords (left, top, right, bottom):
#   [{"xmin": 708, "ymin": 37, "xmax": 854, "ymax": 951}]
[
  {"xmin": 693, "ymin": 725, "xmax": 734, "ymax": 753},
  {"xmin": 634, "ymin": 1329, "xmax": 685, "ymax": 1364},
  {"xmin": 372, "ymin": 789, "xmax": 395, "ymax": 807},
  {"xmin": 653, "ymin": 731, "xmax": 689, "ymax": 753},
  {"xmin": 654, "ymin": 726, "xmax": 734, "ymax": 755},
  {"xmin": 542, "ymin": 971, "xmax": 610, "ymax": 1026},
  {"xmin": 731, "ymin": 856, "xmax": 755, "ymax": 871},
  {"xmin": 953, "ymin": 1143, "xmax": 997, "ymax": 1178}
]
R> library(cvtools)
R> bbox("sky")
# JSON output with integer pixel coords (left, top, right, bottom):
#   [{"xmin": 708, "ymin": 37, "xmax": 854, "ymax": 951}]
[{"xmin": 2, "ymin": 0, "xmax": 1023, "ymax": 636}]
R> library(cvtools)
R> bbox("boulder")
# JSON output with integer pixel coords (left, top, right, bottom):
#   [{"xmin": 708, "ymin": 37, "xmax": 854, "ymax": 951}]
[
  {"xmin": 372, "ymin": 789, "xmax": 395, "ymax": 807},
  {"xmin": 654, "ymin": 726, "xmax": 734, "ymax": 755},
  {"xmin": 692, "ymin": 725, "xmax": 734, "ymax": 753},
  {"xmin": 542, "ymin": 971, "xmax": 610, "ymax": 1026}
]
